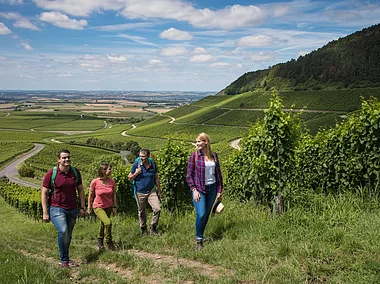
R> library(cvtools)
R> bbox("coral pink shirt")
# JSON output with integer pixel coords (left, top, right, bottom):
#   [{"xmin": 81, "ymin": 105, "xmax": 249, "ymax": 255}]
[{"xmin": 90, "ymin": 178, "xmax": 116, "ymax": 209}]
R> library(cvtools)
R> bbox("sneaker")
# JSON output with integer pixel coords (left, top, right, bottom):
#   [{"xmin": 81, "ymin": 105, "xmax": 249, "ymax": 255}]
[
  {"xmin": 61, "ymin": 261, "xmax": 69, "ymax": 269},
  {"xmin": 97, "ymin": 238, "xmax": 104, "ymax": 250},
  {"xmin": 107, "ymin": 241, "xmax": 116, "ymax": 251}
]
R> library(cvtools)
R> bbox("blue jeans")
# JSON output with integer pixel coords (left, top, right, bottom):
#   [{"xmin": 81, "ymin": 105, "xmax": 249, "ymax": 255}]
[
  {"xmin": 49, "ymin": 206, "xmax": 78, "ymax": 262},
  {"xmin": 192, "ymin": 183, "xmax": 217, "ymax": 240}
]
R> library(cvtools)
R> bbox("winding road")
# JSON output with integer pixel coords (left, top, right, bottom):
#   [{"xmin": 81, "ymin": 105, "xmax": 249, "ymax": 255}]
[{"xmin": 0, "ymin": 143, "xmax": 44, "ymax": 188}]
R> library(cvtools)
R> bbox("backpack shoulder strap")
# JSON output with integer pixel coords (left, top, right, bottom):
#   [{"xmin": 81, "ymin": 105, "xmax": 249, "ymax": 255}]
[
  {"xmin": 71, "ymin": 166, "xmax": 79, "ymax": 183},
  {"xmin": 51, "ymin": 166, "xmax": 58, "ymax": 199}
]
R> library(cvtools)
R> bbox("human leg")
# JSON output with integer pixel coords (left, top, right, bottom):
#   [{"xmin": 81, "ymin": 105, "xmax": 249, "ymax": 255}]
[
  {"xmin": 148, "ymin": 190, "xmax": 161, "ymax": 234},
  {"xmin": 192, "ymin": 184, "xmax": 217, "ymax": 247},
  {"xmin": 50, "ymin": 206, "xmax": 77, "ymax": 262},
  {"xmin": 136, "ymin": 192, "xmax": 149, "ymax": 234},
  {"xmin": 94, "ymin": 207, "xmax": 112, "ymax": 242}
]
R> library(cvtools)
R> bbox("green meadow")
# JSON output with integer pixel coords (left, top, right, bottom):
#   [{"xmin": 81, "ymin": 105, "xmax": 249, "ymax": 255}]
[{"xmin": 1, "ymin": 88, "xmax": 380, "ymax": 283}]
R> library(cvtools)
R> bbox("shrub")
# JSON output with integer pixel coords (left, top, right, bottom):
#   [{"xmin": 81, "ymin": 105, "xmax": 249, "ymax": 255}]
[{"xmin": 18, "ymin": 163, "xmax": 35, "ymax": 178}]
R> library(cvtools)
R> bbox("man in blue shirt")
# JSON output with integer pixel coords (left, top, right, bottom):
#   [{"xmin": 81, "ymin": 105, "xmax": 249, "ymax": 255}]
[{"xmin": 128, "ymin": 148, "xmax": 161, "ymax": 236}]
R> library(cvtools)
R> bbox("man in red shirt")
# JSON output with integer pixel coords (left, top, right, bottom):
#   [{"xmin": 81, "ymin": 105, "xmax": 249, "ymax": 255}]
[{"xmin": 41, "ymin": 149, "xmax": 86, "ymax": 269}]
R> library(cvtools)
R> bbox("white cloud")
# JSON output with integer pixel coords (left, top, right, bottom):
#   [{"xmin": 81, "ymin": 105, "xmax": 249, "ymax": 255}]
[
  {"xmin": 34, "ymin": 0, "xmax": 124, "ymax": 17},
  {"xmin": 235, "ymin": 35, "xmax": 274, "ymax": 47},
  {"xmin": 149, "ymin": 59, "xmax": 162, "ymax": 65},
  {"xmin": 107, "ymin": 55, "xmax": 126, "ymax": 62},
  {"xmin": 122, "ymin": 1, "xmax": 266, "ymax": 29},
  {"xmin": 94, "ymin": 22, "xmax": 155, "ymax": 32},
  {"xmin": 250, "ymin": 51, "xmax": 275, "ymax": 61},
  {"xmin": 210, "ymin": 62, "xmax": 231, "ymax": 68},
  {"xmin": 193, "ymin": 47, "xmax": 209, "ymax": 55},
  {"xmin": 0, "ymin": 22, "xmax": 12, "ymax": 34},
  {"xmin": 20, "ymin": 42, "xmax": 33, "ymax": 50},
  {"xmin": 117, "ymin": 34, "xmax": 157, "ymax": 46},
  {"xmin": 191, "ymin": 5, "xmax": 266, "ymax": 29},
  {"xmin": 0, "ymin": 12, "xmax": 23, "ymax": 19},
  {"xmin": 159, "ymin": 47, "xmax": 189, "ymax": 57},
  {"xmin": 189, "ymin": 54, "xmax": 214, "ymax": 63},
  {"xmin": 160, "ymin": 27, "xmax": 193, "ymax": 41},
  {"xmin": 0, "ymin": 0, "xmax": 23, "ymax": 4},
  {"xmin": 57, "ymin": 73, "xmax": 73, "ymax": 77},
  {"xmin": 35, "ymin": 1, "xmax": 267, "ymax": 30},
  {"xmin": 14, "ymin": 20, "xmax": 40, "ymax": 31},
  {"xmin": 39, "ymin": 12, "xmax": 87, "ymax": 30}
]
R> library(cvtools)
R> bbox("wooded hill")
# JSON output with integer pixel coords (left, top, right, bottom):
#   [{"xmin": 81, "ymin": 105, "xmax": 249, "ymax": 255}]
[{"xmin": 223, "ymin": 23, "xmax": 380, "ymax": 95}]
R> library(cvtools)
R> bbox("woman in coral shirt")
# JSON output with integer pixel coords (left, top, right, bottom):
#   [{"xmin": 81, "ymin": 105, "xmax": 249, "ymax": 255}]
[{"xmin": 87, "ymin": 163, "xmax": 117, "ymax": 250}]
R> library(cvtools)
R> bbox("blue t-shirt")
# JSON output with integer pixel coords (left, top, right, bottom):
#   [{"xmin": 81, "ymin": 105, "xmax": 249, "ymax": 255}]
[{"xmin": 130, "ymin": 160, "xmax": 157, "ymax": 194}]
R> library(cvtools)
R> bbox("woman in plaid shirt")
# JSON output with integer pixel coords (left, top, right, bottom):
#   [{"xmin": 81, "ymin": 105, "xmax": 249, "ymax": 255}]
[{"xmin": 186, "ymin": 133, "xmax": 223, "ymax": 251}]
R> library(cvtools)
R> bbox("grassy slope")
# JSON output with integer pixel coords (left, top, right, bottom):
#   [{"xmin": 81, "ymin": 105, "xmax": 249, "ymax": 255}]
[{"xmin": 2, "ymin": 194, "xmax": 380, "ymax": 283}]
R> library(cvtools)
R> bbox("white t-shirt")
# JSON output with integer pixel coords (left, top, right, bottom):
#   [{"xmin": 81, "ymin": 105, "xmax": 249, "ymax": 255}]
[{"xmin": 204, "ymin": 160, "xmax": 216, "ymax": 185}]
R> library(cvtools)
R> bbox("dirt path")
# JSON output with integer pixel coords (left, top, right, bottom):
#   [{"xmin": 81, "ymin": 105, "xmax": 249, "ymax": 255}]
[{"xmin": 13, "ymin": 246, "xmax": 233, "ymax": 283}]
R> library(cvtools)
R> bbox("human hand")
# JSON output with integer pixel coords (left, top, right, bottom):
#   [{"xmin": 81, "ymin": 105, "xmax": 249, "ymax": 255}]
[
  {"xmin": 42, "ymin": 213, "xmax": 50, "ymax": 223},
  {"xmin": 113, "ymin": 208, "xmax": 117, "ymax": 216},
  {"xmin": 87, "ymin": 208, "xmax": 92, "ymax": 215},
  {"xmin": 217, "ymin": 193, "xmax": 222, "ymax": 201},
  {"xmin": 135, "ymin": 168, "xmax": 142, "ymax": 176},
  {"xmin": 79, "ymin": 208, "xmax": 86, "ymax": 217},
  {"xmin": 193, "ymin": 190, "xmax": 200, "ymax": 202}
]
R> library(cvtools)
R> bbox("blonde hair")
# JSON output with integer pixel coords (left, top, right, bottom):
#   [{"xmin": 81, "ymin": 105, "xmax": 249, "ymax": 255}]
[{"xmin": 196, "ymin": 132, "xmax": 213, "ymax": 160}]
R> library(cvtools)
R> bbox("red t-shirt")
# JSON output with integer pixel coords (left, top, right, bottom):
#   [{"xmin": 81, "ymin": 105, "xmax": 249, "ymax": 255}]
[
  {"xmin": 43, "ymin": 166, "xmax": 82, "ymax": 210},
  {"xmin": 89, "ymin": 178, "xmax": 116, "ymax": 209}
]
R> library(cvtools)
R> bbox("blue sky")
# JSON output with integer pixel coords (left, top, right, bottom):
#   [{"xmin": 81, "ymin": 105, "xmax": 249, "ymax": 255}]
[{"xmin": 0, "ymin": 0, "xmax": 379, "ymax": 92}]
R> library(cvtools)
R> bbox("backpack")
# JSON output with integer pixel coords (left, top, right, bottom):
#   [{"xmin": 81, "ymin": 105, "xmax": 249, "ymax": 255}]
[
  {"xmin": 50, "ymin": 166, "xmax": 79, "ymax": 199},
  {"xmin": 131, "ymin": 157, "xmax": 155, "ymax": 197}
]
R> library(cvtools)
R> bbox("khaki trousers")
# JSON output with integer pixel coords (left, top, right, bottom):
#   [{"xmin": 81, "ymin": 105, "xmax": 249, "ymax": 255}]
[{"xmin": 135, "ymin": 189, "xmax": 161, "ymax": 228}]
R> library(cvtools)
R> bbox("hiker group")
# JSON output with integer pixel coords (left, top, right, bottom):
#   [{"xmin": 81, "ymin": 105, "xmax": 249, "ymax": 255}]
[{"xmin": 41, "ymin": 132, "xmax": 223, "ymax": 268}]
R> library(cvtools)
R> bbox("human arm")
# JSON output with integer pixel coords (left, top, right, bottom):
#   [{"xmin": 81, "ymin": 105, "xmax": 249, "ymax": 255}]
[
  {"xmin": 186, "ymin": 152, "xmax": 200, "ymax": 202},
  {"xmin": 214, "ymin": 152, "xmax": 223, "ymax": 201},
  {"xmin": 77, "ymin": 184, "xmax": 86, "ymax": 217},
  {"xmin": 41, "ymin": 186, "xmax": 50, "ymax": 222},
  {"xmin": 154, "ymin": 172, "xmax": 161, "ymax": 200},
  {"xmin": 127, "ymin": 163, "xmax": 141, "ymax": 181},
  {"xmin": 112, "ymin": 179, "xmax": 118, "ymax": 216},
  {"xmin": 87, "ymin": 180, "xmax": 95, "ymax": 215}
]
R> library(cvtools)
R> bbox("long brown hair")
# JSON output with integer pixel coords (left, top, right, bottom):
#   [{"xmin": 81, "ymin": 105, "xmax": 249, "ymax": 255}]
[
  {"xmin": 196, "ymin": 132, "xmax": 213, "ymax": 161},
  {"xmin": 98, "ymin": 163, "xmax": 111, "ymax": 178}
]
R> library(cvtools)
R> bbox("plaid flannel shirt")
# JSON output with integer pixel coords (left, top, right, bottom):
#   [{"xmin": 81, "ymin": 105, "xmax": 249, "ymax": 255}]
[{"xmin": 186, "ymin": 150, "xmax": 223, "ymax": 193}]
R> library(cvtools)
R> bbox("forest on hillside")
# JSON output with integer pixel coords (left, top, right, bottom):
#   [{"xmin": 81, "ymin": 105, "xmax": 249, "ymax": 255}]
[{"xmin": 225, "ymin": 24, "xmax": 380, "ymax": 95}]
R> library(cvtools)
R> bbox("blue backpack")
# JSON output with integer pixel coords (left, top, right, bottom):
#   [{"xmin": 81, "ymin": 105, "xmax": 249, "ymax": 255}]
[{"xmin": 131, "ymin": 157, "xmax": 155, "ymax": 197}]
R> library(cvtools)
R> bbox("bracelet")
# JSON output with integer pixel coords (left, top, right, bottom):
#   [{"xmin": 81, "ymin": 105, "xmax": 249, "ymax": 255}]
[
  {"xmin": 191, "ymin": 188, "xmax": 196, "ymax": 192},
  {"xmin": 80, "ymin": 207, "xmax": 85, "ymax": 210},
  {"xmin": 113, "ymin": 206, "xmax": 117, "ymax": 208}
]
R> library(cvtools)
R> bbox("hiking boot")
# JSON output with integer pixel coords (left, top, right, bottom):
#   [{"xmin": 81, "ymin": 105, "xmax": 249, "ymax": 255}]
[
  {"xmin": 97, "ymin": 238, "xmax": 104, "ymax": 250},
  {"xmin": 107, "ymin": 241, "xmax": 116, "ymax": 251},
  {"xmin": 150, "ymin": 225, "xmax": 159, "ymax": 236},
  {"xmin": 195, "ymin": 239, "xmax": 203, "ymax": 251},
  {"xmin": 61, "ymin": 261, "xmax": 69, "ymax": 269},
  {"xmin": 140, "ymin": 226, "xmax": 147, "ymax": 237}
]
